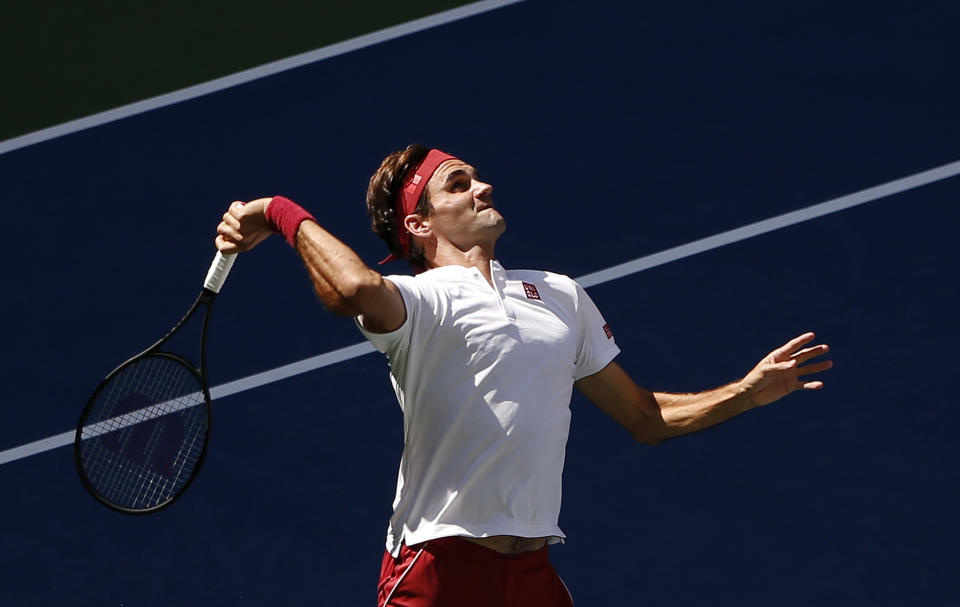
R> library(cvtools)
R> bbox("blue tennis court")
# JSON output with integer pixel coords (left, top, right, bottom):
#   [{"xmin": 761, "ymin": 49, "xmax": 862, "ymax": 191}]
[{"xmin": 1, "ymin": 1, "xmax": 958, "ymax": 604}]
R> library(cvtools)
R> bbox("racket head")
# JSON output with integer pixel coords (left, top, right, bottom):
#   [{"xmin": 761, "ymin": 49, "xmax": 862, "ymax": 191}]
[{"xmin": 75, "ymin": 351, "xmax": 212, "ymax": 514}]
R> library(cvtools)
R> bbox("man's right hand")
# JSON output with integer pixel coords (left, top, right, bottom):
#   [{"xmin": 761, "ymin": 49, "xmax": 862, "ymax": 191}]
[{"xmin": 215, "ymin": 197, "xmax": 275, "ymax": 253}]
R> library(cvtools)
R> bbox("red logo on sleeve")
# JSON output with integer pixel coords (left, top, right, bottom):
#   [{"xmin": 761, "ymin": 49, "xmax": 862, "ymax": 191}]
[
  {"xmin": 603, "ymin": 323, "xmax": 613, "ymax": 339},
  {"xmin": 522, "ymin": 282, "xmax": 541, "ymax": 300}
]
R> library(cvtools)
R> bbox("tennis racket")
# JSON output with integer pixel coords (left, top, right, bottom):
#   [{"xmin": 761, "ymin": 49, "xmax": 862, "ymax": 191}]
[{"xmin": 74, "ymin": 250, "xmax": 237, "ymax": 514}]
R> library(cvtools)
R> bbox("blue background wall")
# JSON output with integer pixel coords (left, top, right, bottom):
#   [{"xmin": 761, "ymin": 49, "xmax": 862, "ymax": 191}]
[{"xmin": 1, "ymin": 1, "xmax": 958, "ymax": 604}]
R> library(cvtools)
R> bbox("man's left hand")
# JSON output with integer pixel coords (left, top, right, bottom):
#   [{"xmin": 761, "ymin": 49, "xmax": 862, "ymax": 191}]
[{"xmin": 740, "ymin": 332, "xmax": 833, "ymax": 408}]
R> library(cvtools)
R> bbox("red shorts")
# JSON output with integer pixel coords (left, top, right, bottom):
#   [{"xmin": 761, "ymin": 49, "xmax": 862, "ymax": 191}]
[{"xmin": 377, "ymin": 537, "xmax": 574, "ymax": 606}]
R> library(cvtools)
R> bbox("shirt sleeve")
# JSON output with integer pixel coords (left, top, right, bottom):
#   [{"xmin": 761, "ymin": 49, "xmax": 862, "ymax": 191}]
[
  {"xmin": 572, "ymin": 281, "xmax": 621, "ymax": 380},
  {"xmin": 354, "ymin": 274, "xmax": 422, "ymax": 357}
]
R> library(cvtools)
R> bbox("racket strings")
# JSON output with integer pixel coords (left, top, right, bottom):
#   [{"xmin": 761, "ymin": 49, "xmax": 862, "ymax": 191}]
[{"xmin": 78, "ymin": 355, "xmax": 208, "ymax": 510}]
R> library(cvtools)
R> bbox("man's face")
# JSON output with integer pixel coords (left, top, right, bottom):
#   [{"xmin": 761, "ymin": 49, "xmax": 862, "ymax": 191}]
[{"xmin": 419, "ymin": 159, "xmax": 506, "ymax": 250}]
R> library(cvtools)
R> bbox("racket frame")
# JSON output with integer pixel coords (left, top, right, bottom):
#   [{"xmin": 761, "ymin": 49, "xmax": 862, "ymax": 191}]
[{"xmin": 75, "ymin": 255, "xmax": 230, "ymax": 514}]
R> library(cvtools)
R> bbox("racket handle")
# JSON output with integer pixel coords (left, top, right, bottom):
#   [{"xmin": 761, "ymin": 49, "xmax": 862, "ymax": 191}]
[{"xmin": 203, "ymin": 251, "xmax": 237, "ymax": 293}]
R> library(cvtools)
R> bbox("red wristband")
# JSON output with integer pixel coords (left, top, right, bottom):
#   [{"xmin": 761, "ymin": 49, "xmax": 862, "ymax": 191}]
[{"xmin": 265, "ymin": 196, "xmax": 316, "ymax": 248}]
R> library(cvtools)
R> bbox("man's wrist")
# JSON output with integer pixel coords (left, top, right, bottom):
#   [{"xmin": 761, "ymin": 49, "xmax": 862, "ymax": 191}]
[
  {"xmin": 729, "ymin": 378, "xmax": 758, "ymax": 411},
  {"xmin": 265, "ymin": 196, "xmax": 316, "ymax": 248}
]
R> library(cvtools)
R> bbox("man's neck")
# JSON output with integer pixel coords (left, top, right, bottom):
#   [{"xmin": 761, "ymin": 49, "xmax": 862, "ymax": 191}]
[{"xmin": 428, "ymin": 244, "xmax": 496, "ymax": 285}]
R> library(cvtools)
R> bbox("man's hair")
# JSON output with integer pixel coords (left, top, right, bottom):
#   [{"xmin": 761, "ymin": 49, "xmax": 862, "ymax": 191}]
[{"xmin": 366, "ymin": 144, "xmax": 433, "ymax": 271}]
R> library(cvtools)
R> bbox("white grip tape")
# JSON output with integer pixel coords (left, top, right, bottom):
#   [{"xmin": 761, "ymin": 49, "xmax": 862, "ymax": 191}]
[{"xmin": 203, "ymin": 251, "xmax": 237, "ymax": 293}]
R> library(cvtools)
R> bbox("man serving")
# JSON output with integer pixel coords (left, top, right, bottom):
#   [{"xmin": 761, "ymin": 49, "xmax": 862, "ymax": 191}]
[{"xmin": 215, "ymin": 145, "xmax": 832, "ymax": 606}]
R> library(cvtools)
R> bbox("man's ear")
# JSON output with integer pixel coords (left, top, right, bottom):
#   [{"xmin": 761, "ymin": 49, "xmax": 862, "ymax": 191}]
[{"xmin": 403, "ymin": 214, "xmax": 431, "ymax": 237}]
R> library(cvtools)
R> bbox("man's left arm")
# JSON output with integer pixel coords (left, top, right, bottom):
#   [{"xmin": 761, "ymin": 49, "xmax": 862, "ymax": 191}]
[{"xmin": 574, "ymin": 332, "xmax": 833, "ymax": 445}]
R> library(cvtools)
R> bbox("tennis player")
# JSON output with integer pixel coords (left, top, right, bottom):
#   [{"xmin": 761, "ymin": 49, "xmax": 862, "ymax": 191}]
[{"xmin": 215, "ymin": 145, "xmax": 832, "ymax": 606}]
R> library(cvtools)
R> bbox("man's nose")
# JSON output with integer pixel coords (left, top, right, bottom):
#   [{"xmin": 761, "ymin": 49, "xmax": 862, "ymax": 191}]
[{"xmin": 474, "ymin": 180, "xmax": 493, "ymax": 198}]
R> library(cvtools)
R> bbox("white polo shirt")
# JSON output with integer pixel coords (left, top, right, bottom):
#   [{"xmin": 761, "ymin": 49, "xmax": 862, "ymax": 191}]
[{"xmin": 357, "ymin": 260, "xmax": 620, "ymax": 556}]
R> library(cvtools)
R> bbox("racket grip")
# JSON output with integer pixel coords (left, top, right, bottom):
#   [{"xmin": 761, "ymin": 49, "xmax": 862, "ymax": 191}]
[{"xmin": 203, "ymin": 251, "xmax": 237, "ymax": 293}]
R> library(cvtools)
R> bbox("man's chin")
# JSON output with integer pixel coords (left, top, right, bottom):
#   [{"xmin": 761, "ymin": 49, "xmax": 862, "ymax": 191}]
[{"xmin": 491, "ymin": 216, "xmax": 506, "ymax": 237}]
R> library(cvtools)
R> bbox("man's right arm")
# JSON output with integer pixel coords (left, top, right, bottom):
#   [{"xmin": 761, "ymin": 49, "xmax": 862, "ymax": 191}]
[
  {"xmin": 215, "ymin": 197, "xmax": 406, "ymax": 334},
  {"xmin": 294, "ymin": 220, "xmax": 406, "ymax": 332}
]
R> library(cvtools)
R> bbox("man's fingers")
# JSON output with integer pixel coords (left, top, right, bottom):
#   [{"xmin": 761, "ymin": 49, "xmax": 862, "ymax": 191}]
[
  {"xmin": 222, "ymin": 209, "xmax": 242, "ymax": 231},
  {"xmin": 214, "ymin": 198, "xmax": 275, "ymax": 255},
  {"xmin": 768, "ymin": 332, "xmax": 816, "ymax": 361},
  {"xmin": 792, "ymin": 344, "xmax": 830, "ymax": 364},
  {"xmin": 777, "ymin": 332, "xmax": 816, "ymax": 355},
  {"xmin": 800, "ymin": 380, "xmax": 825, "ymax": 390},
  {"xmin": 797, "ymin": 360, "xmax": 834, "ymax": 377},
  {"xmin": 215, "ymin": 234, "xmax": 240, "ymax": 254},
  {"xmin": 217, "ymin": 220, "xmax": 245, "ymax": 244}
]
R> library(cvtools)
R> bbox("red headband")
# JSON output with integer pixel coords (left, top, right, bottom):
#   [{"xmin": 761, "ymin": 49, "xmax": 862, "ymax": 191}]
[{"xmin": 379, "ymin": 148, "xmax": 457, "ymax": 265}]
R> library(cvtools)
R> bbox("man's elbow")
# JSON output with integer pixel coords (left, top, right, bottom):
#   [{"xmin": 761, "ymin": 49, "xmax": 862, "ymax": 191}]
[
  {"xmin": 338, "ymin": 272, "xmax": 405, "ymax": 332},
  {"xmin": 313, "ymin": 271, "xmax": 378, "ymax": 317},
  {"xmin": 338, "ymin": 270, "xmax": 381, "ymax": 302},
  {"xmin": 338, "ymin": 271, "xmax": 397, "ymax": 317},
  {"xmin": 628, "ymin": 400, "xmax": 668, "ymax": 446}
]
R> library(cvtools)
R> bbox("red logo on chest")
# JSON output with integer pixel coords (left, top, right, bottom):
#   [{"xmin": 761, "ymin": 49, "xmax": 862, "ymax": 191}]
[
  {"xmin": 603, "ymin": 323, "xmax": 613, "ymax": 339},
  {"xmin": 522, "ymin": 282, "xmax": 541, "ymax": 300}
]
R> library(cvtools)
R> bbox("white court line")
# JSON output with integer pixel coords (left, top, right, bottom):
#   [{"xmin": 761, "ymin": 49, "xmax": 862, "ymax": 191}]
[
  {"xmin": 80, "ymin": 393, "xmax": 204, "ymax": 440},
  {"xmin": 576, "ymin": 159, "xmax": 960, "ymax": 288},
  {"xmin": 0, "ymin": 0, "xmax": 526, "ymax": 156},
  {"xmin": 2, "ymin": 158, "xmax": 958, "ymax": 467},
  {"xmin": 208, "ymin": 342, "xmax": 376, "ymax": 400}
]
